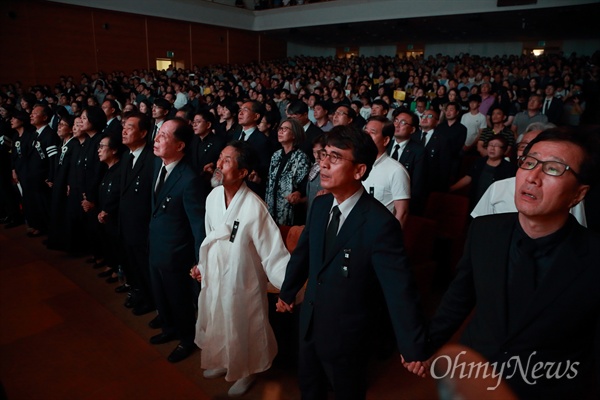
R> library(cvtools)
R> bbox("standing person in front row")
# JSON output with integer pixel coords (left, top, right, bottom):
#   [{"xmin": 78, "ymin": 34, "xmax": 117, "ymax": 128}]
[
  {"xmin": 277, "ymin": 125, "xmax": 427, "ymax": 399},
  {"xmin": 148, "ymin": 118, "xmax": 206, "ymax": 363},
  {"xmin": 191, "ymin": 141, "xmax": 290, "ymax": 397},
  {"xmin": 407, "ymin": 129, "xmax": 600, "ymax": 398}
]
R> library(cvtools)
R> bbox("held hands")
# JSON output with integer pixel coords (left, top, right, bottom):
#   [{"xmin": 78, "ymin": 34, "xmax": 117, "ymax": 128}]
[
  {"xmin": 247, "ymin": 170, "xmax": 261, "ymax": 184},
  {"xmin": 275, "ymin": 297, "xmax": 294, "ymax": 313},
  {"xmin": 401, "ymin": 355, "xmax": 431, "ymax": 378},
  {"xmin": 98, "ymin": 211, "xmax": 108, "ymax": 224},
  {"xmin": 189, "ymin": 265, "xmax": 202, "ymax": 282}
]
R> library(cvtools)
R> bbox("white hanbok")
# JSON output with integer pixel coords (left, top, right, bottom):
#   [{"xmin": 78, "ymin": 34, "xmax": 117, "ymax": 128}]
[{"xmin": 195, "ymin": 182, "xmax": 290, "ymax": 381}]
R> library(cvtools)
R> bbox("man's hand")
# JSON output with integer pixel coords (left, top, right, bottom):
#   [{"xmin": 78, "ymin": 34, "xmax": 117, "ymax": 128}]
[
  {"xmin": 190, "ymin": 265, "xmax": 202, "ymax": 282},
  {"xmin": 98, "ymin": 211, "xmax": 108, "ymax": 224},
  {"xmin": 247, "ymin": 170, "xmax": 261, "ymax": 184},
  {"xmin": 286, "ymin": 191, "xmax": 302, "ymax": 205},
  {"xmin": 401, "ymin": 355, "xmax": 431, "ymax": 378},
  {"xmin": 316, "ymin": 189, "xmax": 329, "ymax": 197},
  {"xmin": 276, "ymin": 298, "xmax": 294, "ymax": 313},
  {"xmin": 203, "ymin": 162, "xmax": 215, "ymax": 175}
]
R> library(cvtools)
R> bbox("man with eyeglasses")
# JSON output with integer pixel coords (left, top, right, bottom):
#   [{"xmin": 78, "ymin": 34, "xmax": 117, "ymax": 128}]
[
  {"xmin": 387, "ymin": 108, "xmax": 426, "ymax": 214},
  {"xmin": 277, "ymin": 125, "xmax": 427, "ymax": 399},
  {"xmin": 471, "ymin": 125, "xmax": 586, "ymax": 226},
  {"xmin": 332, "ymin": 104, "xmax": 355, "ymax": 128},
  {"xmin": 414, "ymin": 129, "xmax": 600, "ymax": 398}
]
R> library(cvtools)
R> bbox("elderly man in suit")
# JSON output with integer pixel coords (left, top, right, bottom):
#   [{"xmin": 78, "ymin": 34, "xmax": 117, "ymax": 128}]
[
  {"xmin": 277, "ymin": 125, "xmax": 427, "ymax": 399},
  {"xmin": 148, "ymin": 118, "xmax": 206, "ymax": 363},
  {"xmin": 411, "ymin": 129, "xmax": 600, "ymax": 398}
]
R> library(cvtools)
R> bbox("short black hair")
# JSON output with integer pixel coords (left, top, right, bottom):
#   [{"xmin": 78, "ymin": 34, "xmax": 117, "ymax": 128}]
[
  {"xmin": 371, "ymin": 99, "xmax": 389, "ymax": 112},
  {"xmin": 524, "ymin": 128, "xmax": 599, "ymax": 186},
  {"xmin": 324, "ymin": 124, "xmax": 377, "ymax": 181},
  {"xmin": 287, "ymin": 100, "xmax": 308, "ymax": 115},
  {"xmin": 227, "ymin": 140, "xmax": 257, "ymax": 174},
  {"xmin": 170, "ymin": 117, "xmax": 194, "ymax": 148}
]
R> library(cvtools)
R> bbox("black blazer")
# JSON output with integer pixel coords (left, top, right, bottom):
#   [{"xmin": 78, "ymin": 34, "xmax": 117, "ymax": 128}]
[
  {"xmin": 119, "ymin": 146, "xmax": 155, "ymax": 246},
  {"xmin": 300, "ymin": 122, "xmax": 323, "ymax": 160},
  {"xmin": 103, "ymin": 118, "xmax": 122, "ymax": 138},
  {"xmin": 388, "ymin": 138, "xmax": 427, "ymax": 213},
  {"xmin": 232, "ymin": 127, "xmax": 272, "ymax": 197},
  {"xmin": 148, "ymin": 158, "xmax": 206, "ymax": 272},
  {"xmin": 279, "ymin": 191, "xmax": 427, "ymax": 362},
  {"xmin": 428, "ymin": 213, "xmax": 600, "ymax": 398}
]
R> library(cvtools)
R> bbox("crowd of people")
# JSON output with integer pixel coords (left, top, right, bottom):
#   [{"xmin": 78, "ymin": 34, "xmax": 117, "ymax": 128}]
[{"xmin": 0, "ymin": 51, "xmax": 599, "ymax": 398}]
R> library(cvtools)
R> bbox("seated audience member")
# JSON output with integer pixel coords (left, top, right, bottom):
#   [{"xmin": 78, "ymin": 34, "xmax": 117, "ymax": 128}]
[
  {"xmin": 450, "ymin": 135, "xmax": 516, "ymax": 210},
  {"xmin": 313, "ymin": 101, "xmax": 333, "ymax": 132},
  {"xmin": 478, "ymin": 106, "xmax": 515, "ymax": 157}
]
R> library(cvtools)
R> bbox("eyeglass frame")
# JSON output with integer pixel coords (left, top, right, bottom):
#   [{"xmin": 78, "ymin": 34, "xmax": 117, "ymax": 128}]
[
  {"xmin": 317, "ymin": 149, "xmax": 355, "ymax": 164},
  {"xmin": 517, "ymin": 155, "xmax": 579, "ymax": 178}
]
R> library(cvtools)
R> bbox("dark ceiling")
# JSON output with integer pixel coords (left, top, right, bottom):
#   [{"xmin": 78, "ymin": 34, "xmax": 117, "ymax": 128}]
[{"xmin": 262, "ymin": 3, "xmax": 600, "ymax": 48}]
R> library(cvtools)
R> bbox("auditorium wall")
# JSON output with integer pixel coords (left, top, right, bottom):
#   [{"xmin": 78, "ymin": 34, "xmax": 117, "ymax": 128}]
[{"xmin": 0, "ymin": 0, "xmax": 285, "ymax": 87}]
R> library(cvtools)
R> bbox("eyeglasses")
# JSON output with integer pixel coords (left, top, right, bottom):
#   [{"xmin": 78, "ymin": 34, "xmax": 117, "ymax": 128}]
[
  {"xmin": 393, "ymin": 119, "xmax": 410, "ymax": 126},
  {"xmin": 97, "ymin": 144, "xmax": 109, "ymax": 149},
  {"xmin": 517, "ymin": 155, "xmax": 579, "ymax": 178},
  {"xmin": 278, "ymin": 126, "xmax": 292, "ymax": 132},
  {"xmin": 334, "ymin": 110, "xmax": 348, "ymax": 116},
  {"xmin": 317, "ymin": 149, "xmax": 354, "ymax": 164},
  {"xmin": 421, "ymin": 114, "xmax": 436, "ymax": 119}
]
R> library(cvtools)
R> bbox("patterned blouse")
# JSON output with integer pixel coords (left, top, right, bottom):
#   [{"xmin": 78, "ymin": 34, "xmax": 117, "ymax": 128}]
[{"xmin": 266, "ymin": 148, "xmax": 310, "ymax": 226}]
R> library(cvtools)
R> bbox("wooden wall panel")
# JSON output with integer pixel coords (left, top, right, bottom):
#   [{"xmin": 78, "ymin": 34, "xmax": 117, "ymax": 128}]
[
  {"xmin": 0, "ymin": 1, "xmax": 279, "ymax": 87},
  {"xmin": 260, "ymin": 34, "xmax": 286, "ymax": 62},
  {"xmin": 147, "ymin": 17, "xmax": 191, "ymax": 70},
  {"xmin": 93, "ymin": 10, "xmax": 148, "ymax": 73},
  {"xmin": 191, "ymin": 24, "xmax": 228, "ymax": 67},
  {"xmin": 229, "ymin": 29, "xmax": 259, "ymax": 65}
]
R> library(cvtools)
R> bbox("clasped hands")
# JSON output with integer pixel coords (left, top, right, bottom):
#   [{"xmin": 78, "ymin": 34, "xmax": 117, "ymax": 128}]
[{"xmin": 401, "ymin": 355, "xmax": 432, "ymax": 378}]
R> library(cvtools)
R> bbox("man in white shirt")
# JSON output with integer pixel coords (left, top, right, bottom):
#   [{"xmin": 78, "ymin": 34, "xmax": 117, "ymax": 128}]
[{"xmin": 460, "ymin": 94, "xmax": 487, "ymax": 151}]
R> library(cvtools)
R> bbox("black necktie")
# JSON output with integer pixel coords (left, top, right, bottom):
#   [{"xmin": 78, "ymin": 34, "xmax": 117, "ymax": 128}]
[
  {"xmin": 421, "ymin": 130, "xmax": 428, "ymax": 145},
  {"xmin": 155, "ymin": 166, "xmax": 167, "ymax": 196},
  {"xmin": 391, "ymin": 144, "xmax": 400, "ymax": 161},
  {"xmin": 240, "ymin": 130, "xmax": 246, "ymax": 141},
  {"xmin": 324, "ymin": 206, "xmax": 341, "ymax": 260},
  {"xmin": 152, "ymin": 125, "xmax": 158, "ymax": 140}
]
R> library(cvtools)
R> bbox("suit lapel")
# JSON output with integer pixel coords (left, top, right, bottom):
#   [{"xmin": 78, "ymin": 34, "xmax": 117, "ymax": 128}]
[
  {"xmin": 320, "ymin": 192, "xmax": 368, "ymax": 271},
  {"xmin": 123, "ymin": 146, "xmax": 148, "ymax": 193},
  {"xmin": 152, "ymin": 162, "xmax": 183, "ymax": 213}
]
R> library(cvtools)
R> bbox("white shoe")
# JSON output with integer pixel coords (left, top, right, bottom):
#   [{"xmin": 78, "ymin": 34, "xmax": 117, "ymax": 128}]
[
  {"xmin": 228, "ymin": 375, "xmax": 256, "ymax": 397},
  {"xmin": 203, "ymin": 368, "xmax": 227, "ymax": 379}
]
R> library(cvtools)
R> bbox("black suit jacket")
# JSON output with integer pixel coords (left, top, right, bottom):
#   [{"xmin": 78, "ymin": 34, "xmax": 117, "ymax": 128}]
[
  {"xmin": 279, "ymin": 191, "xmax": 427, "ymax": 362},
  {"xmin": 301, "ymin": 122, "xmax": 323, "ymax": 160},
  {"xmin": 388, "ymin": 138, "xmax": 427, "ymax": 214},
  {"xmin": 423, "ymin": 128, "xmax": 453, "ymax": 193},
  {"xmin": 232, "ymin": 127, "xmax": 272, "ymax": 198},
  {"xmin": 542, "ymin": 97, "xmax": 564, "ymax": 125},
  {"xmin": 148, "ymin": 158, "xmax": 206, "ymax": 272},
  {"xmin": 119, "ymin": 146, "xmax": 155, "ymax": 246},
  {"xmin": 103, "ymin": 118, "xmax": 122, "ymax": 138},
  {"xmin": 428, "ymin": 214, "xmax": 600, "ymax": 398}
]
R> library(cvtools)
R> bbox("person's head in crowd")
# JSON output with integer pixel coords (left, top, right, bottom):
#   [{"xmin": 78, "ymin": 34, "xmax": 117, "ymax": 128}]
[
  {"xmin": 468, "ymin": 94, "xmax": 482, "ymax": 112},
  {"xmin": 332, "ymin": 105, "xmax": 355, "ymax": 127},
  {"xmin": 371, "ymin": 99, "xmax": 389, "ymax": 118},
  {"xmin": 447, "ymin": 88, "xmax": 459, "ymax": 103},
  {"xmin": 489, "ymin": 105, "xmax": 506, "ymax": 126},
  {"xmin": 420, "ymin": 109, "xmax": 439, "ymax": 131},
  {"xmin": 517, "ymin": 129, "xmax": 598, "ymax": 229},
  {"xmin": 258, "ymin": 111, "xmax": 279, "ymax": 136},
  {"xmin": 101, "ymin": 99, "xmax": 120, "ymax": 120},
  {"xmin": 364, "ymin": 115, "xmax": 393, "ymax": 156},
  {"xmin": 238, "ymin": 100, "xmax": 264, "ymax": 129},
  {"xmin": 212, "ymin": 140, "xmax": 257, "ymax": 188},
  {"xmin": 87, "ymin": 96, "xmax": 99, "ymax": 107},
  {"xmin": 287, "ymin": 100, "xmax": 310, "ymax": 126},
  {"xmin": 313, "ymin": 101, "xmax": 329, "ymax": 122},
  {"xmin": 444, "ymin": 102, "xmax": 460, "ymax": 122},
  {"xmin": 311, "ymin": 134, "xmax": 327, "ymax": 165},
  {"xmin": 56, "ymin": 114, "xmax": 74, "ymax": 141},
  {"xmin": 153, "ymin": 98, "xmax": 171, "ymax": 122},
  {"xmin": 516, "ymin": 122, "xmax": 556, "ymax": 158},
  {"xmin": 153, "ymin": 117, "xmax": 193, "ymax": 162},
  {"xmin": 320, "ymin": 125, "xmax": 378, "ymax": 198},
  {"xmin": 175, "ymin": 104, "xmax": 195, "ymax": 124},
  {"xmin": 480, "ymin": 82, "xmax": 492, "ymax": 96},
  {"xmin": 20, "ymin": 93, "xmax": 37, "ymax": 113},
  {"xmin": 486, "ymin": 135, "xmax": 508, "ymax": 162},
  {"xmin": 415, "ymin": 96, "xmax": 428, "ymax": 115},
  {"xmin": 164, "ymin": 92, "xmax": 175, "ymax": 105},
  {"xmin": 122, "ymin": 112, "xmax": 150, "ymax": 150},
  {"xmin": 98, "ymin": 133, "xmax": 126, "ymax": 165},
  {"xmin": 139, "ymin": 99, "xmax": 152, "ymax": 117},
  {"xmin": 11, "ymin": 109, "xmax": 31, "ymax": 131},
  {"xmin": 527, "ymin": 94, "xmax": 543, "ymax": 113},
  {"xmin": 278, "ymin": 118, "xmax": 306, "ymax": 151},
  {"xmin": 221, "ymin": 98, "xmax": 239, "ymax": 122},
  {"xmin": 30, "ymin": 104, "xmax": 52, "ymax": 129},
  {"xmin": 391, "ymin": 108, "xmax": 419, "ymax": 142},
  {"xmin": 192, "ymin": 110, "xmax": 215, "ymax": 139},
  {"xmin": 436, "ymin": 84, "xmax": 447, "ymax": 99},
  {"xmin": 80, "ymin": 105, "xmax": 107, "ymax": 134},
  {"xmin": 544, "ymin": 83, "xmax": 556, "ymax": 98}
]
